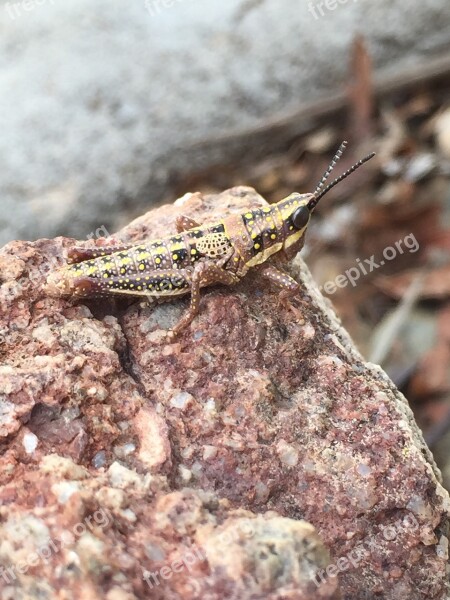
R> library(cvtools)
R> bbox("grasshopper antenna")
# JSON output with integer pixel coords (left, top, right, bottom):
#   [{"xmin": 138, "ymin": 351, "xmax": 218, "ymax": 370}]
[
  {"xmin": 313, "ymin": 140, "xmax": 348, "ymax": 198},
  {"xmin": 308, "ymin": 142, "xmax": 375, "ymax": 211}
]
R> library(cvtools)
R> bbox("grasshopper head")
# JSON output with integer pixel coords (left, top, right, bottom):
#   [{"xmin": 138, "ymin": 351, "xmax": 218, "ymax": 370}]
[{"xmin": 283, "ymin": 142, "xmax": 375, "ymax": 253}]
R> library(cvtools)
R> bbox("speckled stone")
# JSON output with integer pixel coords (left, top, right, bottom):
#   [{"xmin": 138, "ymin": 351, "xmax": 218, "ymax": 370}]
[{"xmin": 0, "ymin": 187, "xmax": 448, "ymax": 599}]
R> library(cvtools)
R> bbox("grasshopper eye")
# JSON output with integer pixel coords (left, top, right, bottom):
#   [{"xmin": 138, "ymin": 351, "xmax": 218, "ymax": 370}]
[{"xmin": 292, "ymin": 205, "xmax": 310, "ymax": 230}]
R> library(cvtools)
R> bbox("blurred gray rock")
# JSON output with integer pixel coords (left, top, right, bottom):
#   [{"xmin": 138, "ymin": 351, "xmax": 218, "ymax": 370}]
[{"xmin": 0, "ymin": 0, "xmax": 449, "ymax": 244}]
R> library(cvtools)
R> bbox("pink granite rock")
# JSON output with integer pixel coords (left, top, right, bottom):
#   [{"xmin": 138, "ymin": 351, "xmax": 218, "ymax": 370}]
[{"xmin": 0, "ymin": 187, "xmax": 448, "ymax": 599}]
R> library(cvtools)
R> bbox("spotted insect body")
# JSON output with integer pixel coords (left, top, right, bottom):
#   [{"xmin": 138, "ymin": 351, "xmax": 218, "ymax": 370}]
[{"xmin": 47, "ymin": 142, "xmax": 375, "ymax": 335}]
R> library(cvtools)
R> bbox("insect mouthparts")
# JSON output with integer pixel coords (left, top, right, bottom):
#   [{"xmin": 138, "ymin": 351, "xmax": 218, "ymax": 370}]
[{"xmin": 307, "ymin": 141, "xmax": 376, "ymax": 211}]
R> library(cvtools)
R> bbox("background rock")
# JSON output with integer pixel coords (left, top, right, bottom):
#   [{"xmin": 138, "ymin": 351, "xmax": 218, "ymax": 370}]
[
  {"xmin": 0, "ymin": 187, "xmax": 449, "ymax": 599},
  {"xmin": 1, "ymin": 0, "xmax": 450, "ymax": 244}
]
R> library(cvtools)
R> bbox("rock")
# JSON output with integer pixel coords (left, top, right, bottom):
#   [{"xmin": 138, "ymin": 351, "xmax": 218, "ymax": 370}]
[
  {"xmin": 0, "ymin": 475, "xmax": 336, "ymax": 600},
  {"xmin": 0, "ymin": 187, "xmax": 449, "ymax": 599},
  {"xmin": 1, "ymin": 0, "xmax": 450, "ymax": 245}
]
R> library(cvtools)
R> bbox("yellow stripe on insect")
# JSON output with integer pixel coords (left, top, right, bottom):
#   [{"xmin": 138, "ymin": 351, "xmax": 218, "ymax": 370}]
[
  {"xmin": 246, "ymin": 242, "xmax": 283, "ymax": 267},
  {"xmin": 284, "ymin": 229, "xmax": 305, "ymax": 249}
]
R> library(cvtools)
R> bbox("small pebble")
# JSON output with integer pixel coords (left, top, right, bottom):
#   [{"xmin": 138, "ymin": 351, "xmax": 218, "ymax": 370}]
[
  {"xmin": 170, "ymin": 391, "xmax": 194, "ymax": 410},
  {"xmin": 23, "ymin": 432, "xmax": 38, "ymax": 454},
  {"xmin": 92, "ymin": 451, "xmax": 107, "ymax": 469}
]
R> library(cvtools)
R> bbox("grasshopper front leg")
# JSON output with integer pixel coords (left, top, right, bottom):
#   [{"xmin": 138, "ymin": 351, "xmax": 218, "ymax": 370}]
[
  {"xmin": 257, "ymin": 264, "xmax": 303, "ymax": 321},
  {"xmin": 171, "ymin": 258, "xmax": 239, "ymax": 336}
]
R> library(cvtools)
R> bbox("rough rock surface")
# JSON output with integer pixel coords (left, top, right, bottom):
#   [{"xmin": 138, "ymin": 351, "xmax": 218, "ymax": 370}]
[
  {"xmin": 1, "ymin": 0, "xmax": 450, "ymax": 244},
  {"xmin": 0, "ymin": 187, "xmax": 449, "ymax": 599}
]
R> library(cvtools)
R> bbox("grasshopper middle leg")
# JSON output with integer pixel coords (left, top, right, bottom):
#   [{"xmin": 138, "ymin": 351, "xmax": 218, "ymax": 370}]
[{"xmin": 171, "ymin": 259, "xmax": 239, "ymax": 336}]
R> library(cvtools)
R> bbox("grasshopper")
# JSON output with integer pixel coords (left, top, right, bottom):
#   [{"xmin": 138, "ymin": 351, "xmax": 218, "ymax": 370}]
[{"xmin": 47, "ymin": 142, "xmax": 374, "ymax": 336}]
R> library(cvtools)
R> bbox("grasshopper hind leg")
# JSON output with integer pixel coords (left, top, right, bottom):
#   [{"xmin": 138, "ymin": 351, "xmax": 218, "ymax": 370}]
[{"xmin": 66, "ymin": 242, "xmax": 138, "ymax": 264}]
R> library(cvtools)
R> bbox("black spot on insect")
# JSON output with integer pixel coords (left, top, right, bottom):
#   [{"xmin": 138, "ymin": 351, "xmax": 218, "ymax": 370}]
[
  {"xmin": 171, "ymin": 274, "xmax": 188, "ymax": 288},
  {"xmin": 189, "ymin": 230, "xmax": 204, "ymax": 240},
  {"xmin": 169, "ymin": 235, "xmax": 184, "ymax": 245},
  {"xmin": 251, "ymin": 233, "xmax": 263, "ymax": 256},
  {"xmin": 175, "ymin": 248, "xmax": 187, "ymax": 263},
  {"xmin": 242, "ymin": 211, "xmax": 259, "ymax": 227}
]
